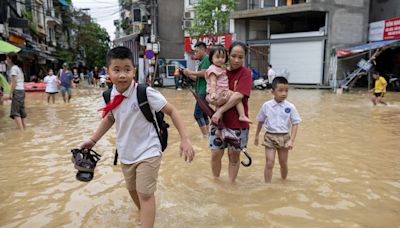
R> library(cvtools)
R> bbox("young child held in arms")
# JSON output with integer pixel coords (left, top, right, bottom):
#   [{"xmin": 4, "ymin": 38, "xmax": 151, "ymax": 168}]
[
  {"xmin": 43, "ymin": 68, "xmax": 59, "ymax": 104},
  {"xmin": 80, "ymin": 46, "xmax": 195, "ymax": 228},
  {"xmin": 370, "ymin": 70, "xmax": 387, "ymax": 106},
  {"xmin": 205, "ymin": 45, "xmax": 252, "ymax": 123},
  {"xmin": 254, "ymin": 77, "xmax": 301, "ymax": 183}
]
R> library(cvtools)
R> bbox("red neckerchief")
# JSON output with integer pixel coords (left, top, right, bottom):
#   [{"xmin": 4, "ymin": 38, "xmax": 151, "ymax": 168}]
[{"xmin": 99, "ymin": 80, "xmax": 136, "ymax": 118}]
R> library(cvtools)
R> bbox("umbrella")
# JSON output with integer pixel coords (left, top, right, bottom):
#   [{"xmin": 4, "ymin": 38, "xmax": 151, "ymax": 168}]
[
  {"xmin": 0, "ymin": 40, "xmax": 21, "ymax": 54},
  {"xmin": 188, "ymin": 87, "xmax": 252, "ymax": 167}
]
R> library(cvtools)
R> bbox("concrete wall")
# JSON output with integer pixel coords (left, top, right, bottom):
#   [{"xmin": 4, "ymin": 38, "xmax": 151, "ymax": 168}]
[
  {"xmin": 158, "ymin": 0, "xmax": 184, "ymax": 59},
  {"xmin": 313, "ymin": 0, "xmax": 371, "ymax": 82},
  {"xmin": 369, "ymin": 0, "xmax": 400, "ymax": 22}
]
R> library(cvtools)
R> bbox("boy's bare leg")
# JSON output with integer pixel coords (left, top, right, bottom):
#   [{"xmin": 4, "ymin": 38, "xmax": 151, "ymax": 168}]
[
  {"xmin": 129, "ymin": 190, "xmax": 141, "ymax": 210},
  {"xmin": 52, "ymin": 95, "xmax": 55, "ymax": 104},
  {"xmin": 137, "ymin": 192, "xmax": 156, "ymax": 228},
  {"xmin": 377, "ymin": 96, "xmax": 387, "ymax": 105},
  {"xmin": 277, "ymin": 148, "xmax": 289, "ymax": 180},
  {"xmin": 371, "ymin": 96, "xmax": 377, "ymax": 105},
  {"xmin": 264, "ymin": 148, "xmax": 276, "ymax": 183},
  {"xmin": 228, "ymin": 150, "xmax": 240, "ymax": 183},
  {"xmin": 47, "ymin": 94, "xmax": 50, "ymax": 103},
  {"xmin": 211, "ymin": 149, "xmax": 224, "ymax": 178},
  {"xmin": 236, "ymin": 102, "xmax": 252, "ymax": 123}
]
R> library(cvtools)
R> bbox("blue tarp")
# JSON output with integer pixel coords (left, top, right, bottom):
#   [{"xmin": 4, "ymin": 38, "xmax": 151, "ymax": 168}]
[
  {"xmin": 337, "ymin": 39, "xmax": 400, "ymax": 58},
  {"xmin": 58, "ymin": 0, "xmax": 70, "ymax": 7}
]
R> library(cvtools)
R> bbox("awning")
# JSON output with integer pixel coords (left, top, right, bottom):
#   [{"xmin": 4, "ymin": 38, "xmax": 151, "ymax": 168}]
[
  {"xmin": 336, "ymin": 39, "xmax": 400, "ymax": 58},
  {"xmin": 58, "ymin": 0, "xmax": 70, "ymax": 7},
  {"xmin": 0, "ymin": 40, "xmax": 21, "ymax": 54}
]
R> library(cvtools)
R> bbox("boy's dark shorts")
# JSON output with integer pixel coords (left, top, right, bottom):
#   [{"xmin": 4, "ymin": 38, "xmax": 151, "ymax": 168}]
[
  {"xmin": 10, "ymin": 90, "xmax": 27, "ymax": 119},
  {"xmin": 208, "ymin": 125, "xmax": 249, "ymax": 152},
  {"xmin": 374, "ymin": 92, "xmax": 385, "ymax": 97}
]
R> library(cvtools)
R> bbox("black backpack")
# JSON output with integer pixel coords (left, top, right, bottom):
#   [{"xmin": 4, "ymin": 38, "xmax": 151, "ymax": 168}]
[{"xmin": 102, "ymin": 83, "xmax": 169, "ymax": 165}]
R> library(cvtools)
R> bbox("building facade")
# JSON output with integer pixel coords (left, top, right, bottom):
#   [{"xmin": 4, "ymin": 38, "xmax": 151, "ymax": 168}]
[{"xmin": 230, "ymin": 0, "xmax": 371, "ymax": 85}]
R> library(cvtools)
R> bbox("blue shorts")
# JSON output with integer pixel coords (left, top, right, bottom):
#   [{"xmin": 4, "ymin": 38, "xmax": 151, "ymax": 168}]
[
  {"xmin": 193, "ymin": 94, "xmax": 209, "ymax": 127},
  {"xmin": 60, "ymin": 86, "xmax": 72, "ymax": 96},
  {"xmin": 208, "ymin": 125, "xmax": 249, "ymax": 152}
]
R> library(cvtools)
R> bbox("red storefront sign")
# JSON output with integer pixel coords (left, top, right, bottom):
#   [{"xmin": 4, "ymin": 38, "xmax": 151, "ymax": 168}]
[
  {"xmin": 383, "ymin": 17, "xmax": 400, "ymax": 40},
  {"xmin": 184, "ymin": 34, "xmax": 232, "ymax": 52}
]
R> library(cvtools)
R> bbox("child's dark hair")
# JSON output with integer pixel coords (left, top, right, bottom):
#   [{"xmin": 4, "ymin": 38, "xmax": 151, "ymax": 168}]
[
  {"xmin": 229, "ymin": 41, "xmax": 247, "ymax": 55},
  {"xmin": 106, "ymin": 46, "xmax": 134, "ymax": 67},
  {"xmin": 272, "ymin": 76, "xmax": 288, "ymax": 89},
  {"xmin": 6, "ymin": 52, "xmax": 19, "ymax": 65},
  {"xmin": 194, "ymin": 41, "xmax": 207, "ymax": 50},
  {"xmin": 208, "ymin": 45, "xmax": 228, "ymax": 65}
]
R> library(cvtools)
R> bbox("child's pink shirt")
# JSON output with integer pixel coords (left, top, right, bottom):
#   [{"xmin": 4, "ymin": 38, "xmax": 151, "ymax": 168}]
[{"xmin": 205, "ymin": 64, "xmax": 229, "ymax": 95}]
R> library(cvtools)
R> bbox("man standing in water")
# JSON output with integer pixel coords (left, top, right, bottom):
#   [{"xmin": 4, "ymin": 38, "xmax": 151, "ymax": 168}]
[
  {"xmin": 59, "ymin": 63, "xmax": 73, "ymax": 103},
  {"xmin": 183, "ymin": 42, "xmax": 211, "ymax": 138}
]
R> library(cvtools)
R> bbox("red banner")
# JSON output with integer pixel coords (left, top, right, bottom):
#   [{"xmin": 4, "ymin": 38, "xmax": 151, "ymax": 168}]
[
  {"xmin": 383, "ymin": 17, "xmax": 400, "ymax": 40},
  {"xmin": 184, "ymin": 34, "xmax": 232, "ymax": 52}
]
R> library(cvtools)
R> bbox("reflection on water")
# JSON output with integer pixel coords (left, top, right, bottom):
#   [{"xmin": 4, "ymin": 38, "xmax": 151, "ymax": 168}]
[{"xmin": 0, "ymin": 88, "xmax": 399, "ymax": 227}]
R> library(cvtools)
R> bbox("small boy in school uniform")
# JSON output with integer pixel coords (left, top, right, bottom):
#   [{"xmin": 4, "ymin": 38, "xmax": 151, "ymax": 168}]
[
  {"xmin": 254, "ymin": 76, "xmax": 301, "ymax": 183},
  {"xmin": 80, "ymin": 46, "xmax": 195, "ymax": 228}
]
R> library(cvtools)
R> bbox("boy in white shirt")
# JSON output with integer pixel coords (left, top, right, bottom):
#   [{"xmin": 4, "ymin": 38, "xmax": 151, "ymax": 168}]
[
  {"xmin": 254, "ymin": 76, "xmax": 301, "ymax": 183},
  {"xmin": 80, "ymin": 47, "xmax": 194, "ymax": 228}
]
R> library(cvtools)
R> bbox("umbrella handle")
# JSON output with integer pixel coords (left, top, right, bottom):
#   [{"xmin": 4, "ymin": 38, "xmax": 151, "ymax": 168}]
[{"xmin": 241, "ymin": 149, "xmax": 252, "ymax": 167}]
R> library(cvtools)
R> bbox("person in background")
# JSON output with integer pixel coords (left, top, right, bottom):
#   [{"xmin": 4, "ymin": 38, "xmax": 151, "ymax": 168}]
[
  {"xmin": 267, "ymin": 64, "xmax": 276, "ymax": 85},
  {"xmin": 183, "ymin": 42, "xmax": 211, "ymax": 138},
  {"xmin": 254, "ymin": 76, "xmax": 301, "ymax": 183},
  {"xmin": 370, "ymin": 70, "xmax": 387, "ymax": 106},
  {"xmin": 59, "ymin": 63, "xmax": 73, "ymax": 103},
  {"xmin": 6, "ymin": 52, "xmax": 27, "ymax": 130},
  {"xmin": 44, "ymin": 68, "xmax": 59, "ymax": 104},
  {"xmin": 73, "ymin": 68, "xmax": 80, "ymax": 88}
]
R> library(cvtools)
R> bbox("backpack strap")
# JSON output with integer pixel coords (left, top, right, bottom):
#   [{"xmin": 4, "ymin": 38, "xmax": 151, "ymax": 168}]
[
  {"xmin": 102, "ymin": 89, "xmax": 118, "ymax": 165},
  {"xmin": 102, "ymin": 89, "xmax": 112, "ymax": 104},
  {"xmin": 137, "ymin": 83, "xmax": 163, "ymax": 144}
]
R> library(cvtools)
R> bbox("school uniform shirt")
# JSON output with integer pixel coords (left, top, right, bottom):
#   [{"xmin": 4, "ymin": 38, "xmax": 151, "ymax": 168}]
[
  {"xmin": 110, "ymin": 81, "xmax": 167, "ymax": 164},
  {"xmin": 44, "ymin": 75, "xmax": 58, "ymax": 93},
  {"xmin": 9, "ymin": 65, "xmax": 24, "ymax": 90},
  {"xmin": 256, "ymin": 99, "xmax": 301, "ymax": 133}
]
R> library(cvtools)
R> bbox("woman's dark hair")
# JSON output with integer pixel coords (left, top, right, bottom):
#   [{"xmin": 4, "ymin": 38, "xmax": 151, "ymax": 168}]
[
  {"xmin": 208, "ymin": 45, "xmax": 228, "ymax": 64},
  {"xmin": 228, "ymin": 41, "xmax": 247, "ymax": 55},
  {"xmin": 7, "ymin": 52, "xmax": 19, "ymax": 65},
  {"xmin": 272, "ymin": 76, "xmax": 288, "ymax": 89},
  {"xmin": 106, "ymin": 46, "xmax": 134, "ymax": 67}
]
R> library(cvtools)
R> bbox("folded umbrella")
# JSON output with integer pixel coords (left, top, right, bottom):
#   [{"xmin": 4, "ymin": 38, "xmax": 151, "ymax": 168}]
[{"xmin": 188, "ymin": 88, "xmax": 252, "ymax": 167}]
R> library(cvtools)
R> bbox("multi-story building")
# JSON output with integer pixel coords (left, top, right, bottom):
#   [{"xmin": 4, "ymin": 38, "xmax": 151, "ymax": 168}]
[{"xmin": 230, "ymin": 0, "xmax": 371, "ymax": 86}]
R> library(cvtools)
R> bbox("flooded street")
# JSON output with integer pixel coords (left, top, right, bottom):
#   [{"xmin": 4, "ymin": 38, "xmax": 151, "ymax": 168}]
[{"xmin": 0, "ymin": 87, "xmax": 399, "ymax": 227}]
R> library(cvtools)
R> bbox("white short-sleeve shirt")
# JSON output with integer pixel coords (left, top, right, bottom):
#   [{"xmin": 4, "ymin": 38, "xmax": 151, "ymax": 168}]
[
  {"xmin": 256, "ymin": 99, "xmax": 301, "ymax": 133},
  {"xmin": 110, "ymin": 81, "xmax": 167, "ymax": 164},
  {"xmin": 44, "ymin": 75, "xmax": 58, "ymax": 93},
  {"xmin": 9, "ymin": 65, "xmax": 25, "ymax": 90}
]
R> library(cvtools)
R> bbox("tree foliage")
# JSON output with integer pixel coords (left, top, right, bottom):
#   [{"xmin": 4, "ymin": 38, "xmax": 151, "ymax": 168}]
[
  {"xmin": 189, "ymin": 0, "xmax": 236, "ymax": 37},
  {"xmin": 77, "ymin": 22, "xmax": 110, "ymax": 68}
]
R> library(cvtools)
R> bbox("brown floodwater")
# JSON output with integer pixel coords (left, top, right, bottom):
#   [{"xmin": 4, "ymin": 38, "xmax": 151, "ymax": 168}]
[{"xmin": 0, "ymin": 87, "xmax": 399, "ymax": 227}]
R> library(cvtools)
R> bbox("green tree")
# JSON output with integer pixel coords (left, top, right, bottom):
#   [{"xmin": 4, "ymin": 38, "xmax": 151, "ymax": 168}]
[
  {"xmin": 189, "ymin": 0, "xmax": 236, "ymax": 37},
  {"xmin": 77, "ymin": 22, "xmax": 110, "ymax": 67}
]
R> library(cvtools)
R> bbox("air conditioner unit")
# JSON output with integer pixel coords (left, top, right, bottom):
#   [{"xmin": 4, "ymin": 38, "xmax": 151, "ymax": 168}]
[
  {"xmin": 183, "ymin": 20, "xmax": 192, "ymax": 29},
  {"xmin": 183, "ymin": 11, "xmax": 195, "ymax": 20}
]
